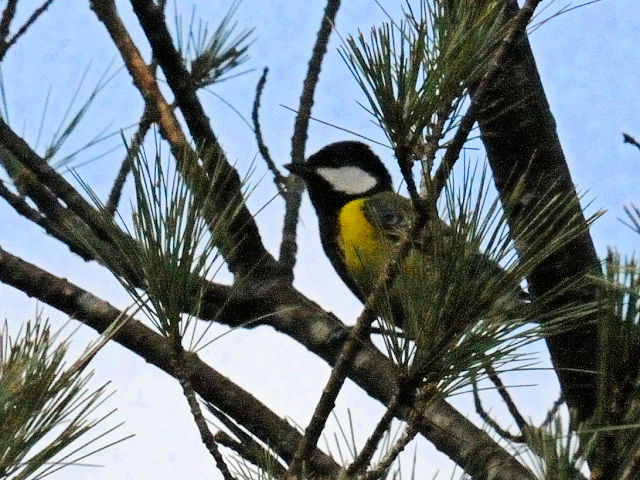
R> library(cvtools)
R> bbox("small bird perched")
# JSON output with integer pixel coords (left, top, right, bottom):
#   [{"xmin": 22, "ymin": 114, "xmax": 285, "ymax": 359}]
[
  {"xmin": 286, "ymin": 141, "xmax": 411, "ymax": 306},
  {"xmin": 285, "ymin": 141, "xmax": 523, "ymax": 337}
]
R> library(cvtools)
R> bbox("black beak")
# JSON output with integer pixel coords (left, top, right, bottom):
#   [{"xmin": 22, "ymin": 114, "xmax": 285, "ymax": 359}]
[{"xmin": 284, "ymin": 163, "xmax": 314, "ymax": 177}]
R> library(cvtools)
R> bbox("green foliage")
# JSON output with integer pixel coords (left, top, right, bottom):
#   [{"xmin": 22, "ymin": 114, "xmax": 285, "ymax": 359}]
[
  {"xmin": 525, "ymin": 416, "xmax": 586, "ymax": 480},
  {"xmin": 0, "ymin": 316, "xmax": 128, "ymax": 479},
  {"xmin": 175, "ymin": 1, "xmax": 253, "ymax": 88},
  {"xmin": 377, "ymin": 164, "xmax": 601, "ymax": 398},
  {"xmin": 340, "ymin": 0, "xmax": 507, "ymax": 155},
  {"xmin": 578, "ymin": 252, "xmax": 640, "ymax": 478},
  {"xmin": 110, "ymin": 143, "xmax": 244, "ymax": 347}
]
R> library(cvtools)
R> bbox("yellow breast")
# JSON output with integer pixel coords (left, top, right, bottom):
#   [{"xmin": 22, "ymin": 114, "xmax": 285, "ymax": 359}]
[{"xmin": 337, "ymin": 199, "xmax": 390, "ymax": 289}]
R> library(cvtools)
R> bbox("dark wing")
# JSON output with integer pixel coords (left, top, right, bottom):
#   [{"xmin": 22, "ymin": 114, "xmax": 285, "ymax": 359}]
[
  {"xmin": 362, "ymin": 191, "xmax": 453, "ymax": 248},
  {"xmin": 362, "ymin": 191, "xmax": 414, "ymax": 245}
]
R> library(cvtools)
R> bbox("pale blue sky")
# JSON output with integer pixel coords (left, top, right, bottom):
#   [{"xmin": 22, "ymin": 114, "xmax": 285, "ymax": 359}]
[{"xmin": 1, "ymin": 0, "xmax": 638, "ymax": 478}]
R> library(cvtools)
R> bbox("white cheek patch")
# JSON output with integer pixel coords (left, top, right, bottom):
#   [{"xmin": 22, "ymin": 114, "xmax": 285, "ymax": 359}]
[{"xmin": 316, "ymin": 166, "xmax": 378, "ymax": 195}]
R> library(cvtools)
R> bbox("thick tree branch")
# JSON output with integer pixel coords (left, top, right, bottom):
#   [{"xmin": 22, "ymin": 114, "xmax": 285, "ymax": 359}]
[
  {"xmin": 474, "ymin": 0, "xmax": 601, "ymax": 421},
  {"xmin": 0, "ymin": 241, "xmax": 534, "ymax": 479},
  {"xmin": 91, "ymin": 0, "xmax": 277, "ymax": 277},
  {"xmin": 0, "ymin": 246, "xmax": 341, "ymax": 479}
]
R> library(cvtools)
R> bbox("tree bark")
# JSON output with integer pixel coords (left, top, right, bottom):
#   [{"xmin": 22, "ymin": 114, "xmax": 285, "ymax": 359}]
[{"xmin": 475, "ymin": 0, "xmax": 601, "ymax": 421}]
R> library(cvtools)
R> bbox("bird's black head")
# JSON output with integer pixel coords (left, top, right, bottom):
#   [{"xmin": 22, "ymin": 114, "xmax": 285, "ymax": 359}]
[{"xmin": 285, "ymin": 141, "xmax": 393, "ymax": 214}]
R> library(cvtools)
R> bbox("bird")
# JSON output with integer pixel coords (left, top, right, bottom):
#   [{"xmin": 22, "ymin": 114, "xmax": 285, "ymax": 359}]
[{"xmin": 284, "ymin": 141, "xmax": 524, "ymax": 341}]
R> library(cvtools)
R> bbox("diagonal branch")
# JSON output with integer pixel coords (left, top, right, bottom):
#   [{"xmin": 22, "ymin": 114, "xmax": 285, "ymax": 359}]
[
  {"xmin": 91, "ymin": 0, "xmax": 276, "ymax": 277},
  {"xmin": 485, "ymin": 364, "xmax": 528, "ymax": 432},
  {"xmin": 0, "ymin": 238, "xmax": 536, "ymax": 479},
  {"xmin": 173, "ymin": 348, "xmax": 236, "ymax": 480},
  {"xmin": 105, "ymin": 106, "xmax": 154, "ymax": 216},
  {"xmin": 0, "ymin": 245, "xmax": 341, "ymax": 479},
  {"xmin": 0, "ymin": 0, "xmax": 55, "ymax": 61},
  {"xmin": 278, "ymin": 0, "xmax": 342, "ymax": 281},
  {"xmin": 474, "ymin": 0, "xmax": 601, "ymax": 422},
  {"xmin": 472, "ymin": 375, "xmax": 524, "ymax": 443}
]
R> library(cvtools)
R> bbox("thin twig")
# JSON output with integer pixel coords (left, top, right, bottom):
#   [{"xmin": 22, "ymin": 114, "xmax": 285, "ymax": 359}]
[
  {"xmin": 419, "ymin": 111, "xmax": 449, "ymax": 201},
  {"xmin": 486, "ymin": 364, "xmax": 528, "ymax": 432},
  {"xmin": 105, "ymin": 108, "xmax": 154, "ymax": 216},
  {"xmin": 540, "ymin": 393, "xmax": 564, "ymax": 428},
  {"xmin": 360, "ymin": 386, "xmax": 433, "ymax": 480},
  {"xmin": 173, "ymin": 349, "xmax": 235, "ymax": 480},
  {"xmin": 0, "ymin": 0, "xmax": 55, "ymax": 61},
  {"xmin": 396, "ymin": 144, "xmax": 423, "ymax": 215},
  {"xmin": 278, "ymin": 0, "xmax": 342, "ymax": 281},
  {"xmin": 0, "ymin": 178, "xmax": 46, "ymax": 226},
  {"xmin": 214, "ymin": 431, "xmax": 287, "ymax": 480},
  {"xmin": 432, "ymin": 0, "xmax": 543, "ymax": 200},
  {"xmin": 252, "ymin": 67, "xmax": 286, "ymax": 196},
  {"xmin": 0, "ymin": 0, "xmax": 18, "ymax": 43},
  {"xmin": 286, "ymin": 216, "xmax": 427, "ymax": 478},
  {"xmin": 472, "ymin": 374, "xmax": 524, "ymax": 443},
  {"xmin": 346, "ymin": 390, "xmax": 402, "ymax": 476},
  {"xmin": 619, "ymin": 448, "xmax": 640, "ymax": 480},
  {"xmin": 623, "ymin": 133, "xmax": 640, "ymax": 152}
]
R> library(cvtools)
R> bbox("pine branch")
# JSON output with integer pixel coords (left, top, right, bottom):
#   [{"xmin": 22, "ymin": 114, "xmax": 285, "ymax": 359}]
[
  {"xmin": 252, "ymin": 67, "xmax": 286, "ymax": 197},
  {"xmin": 91, "ymin": 0, "xmax": 277, "ymax": 277},
  {"xmin": 0, "ymin": 245, "xmax": 342, "ymax": 478},
  {"xmin": 105, "ymin": 107, "xmax": 154, "ymax": 216},
  {"xmin": 474, "ymin": 0, "xmax": 602, "ymax": 421},
  {"xmin": 0, "ymin": 243, "xmax": 536, "ymax": 480},
  {"xmin": 279, "ymin": 0, "xmax": 342, "ymax": 281}
]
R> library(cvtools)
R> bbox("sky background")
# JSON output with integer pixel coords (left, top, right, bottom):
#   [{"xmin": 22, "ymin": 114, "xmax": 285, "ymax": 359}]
[{"xmin": 1, "ymin": 0, "xmax": 639, "ymax": 478}]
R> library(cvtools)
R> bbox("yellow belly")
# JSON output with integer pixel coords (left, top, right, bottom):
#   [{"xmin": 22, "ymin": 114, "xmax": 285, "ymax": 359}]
[{"xmin": 337, "ymin": 199, "xmax": 390, "ymax": 291}]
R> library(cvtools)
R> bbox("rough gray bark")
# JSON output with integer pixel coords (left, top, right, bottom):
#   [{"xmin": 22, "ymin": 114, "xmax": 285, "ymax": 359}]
[{"xmin": 475, "ymin": 0, "xmax": 601, "ymax": 421}]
